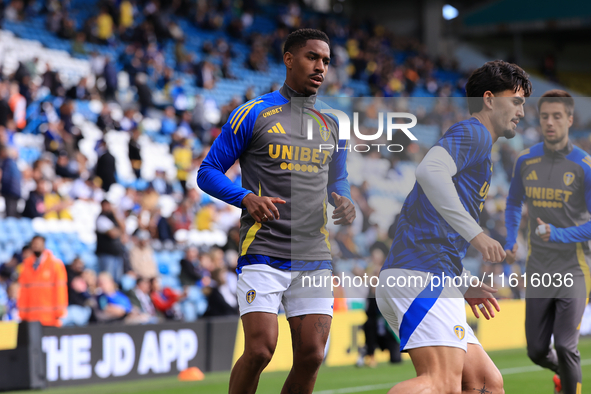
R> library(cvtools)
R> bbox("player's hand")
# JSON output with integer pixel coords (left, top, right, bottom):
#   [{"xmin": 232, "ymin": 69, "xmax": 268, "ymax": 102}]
[
  {"xmin": 470, "ymin": 232, "xmax": 506, "ymax": 263},
  {"xmin": 505, "ymin": 244, "xmax": 518, "ymax": 265},
  {"xmin": 241, "ymin": 193, "xmax": 286, "ymax": 223},
  {"xmin": 465, "ymin": 281, "xmax": 500, "ymax": 320},
  {"xmin": 536, "ymin": 218, "xmax": 551, "ymax": 242},
  {"xmin": 332, "ymin": 192, "xmax": 356, "ymax": 225}
]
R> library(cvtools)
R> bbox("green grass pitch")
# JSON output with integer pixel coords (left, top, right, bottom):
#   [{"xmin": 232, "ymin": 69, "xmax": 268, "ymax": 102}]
[{"xmin": 9, "ymin": 337, "xmax": 591, "ymax": 394}]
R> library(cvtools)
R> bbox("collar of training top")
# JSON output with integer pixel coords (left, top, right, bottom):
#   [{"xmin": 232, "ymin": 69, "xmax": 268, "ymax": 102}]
[
  {"xmin": 279, "ymin": 82, "xmax": 317, "ymax": 106},
  {"xmin": 543, "ymin": 139, "xmax": 573, "ymax": 157}
]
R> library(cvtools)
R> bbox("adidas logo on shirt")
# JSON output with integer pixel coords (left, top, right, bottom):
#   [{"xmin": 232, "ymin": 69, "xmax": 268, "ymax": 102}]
[{"xmin": 526, "ymin": 170, "xmax": 538, "ymax": 181}]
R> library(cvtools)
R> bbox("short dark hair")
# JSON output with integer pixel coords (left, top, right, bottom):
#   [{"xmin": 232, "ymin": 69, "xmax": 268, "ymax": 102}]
[
  {"xmin": 538, "ymin": 89, "xmax": 574, "ymax": 116},
  {"xmin": 466, "ymin": 60, "xmax": 532, "ymax": 114},
  {"xmin": 31, "ymin": 235, "xmax": 45, "ymax": 243},
  {"xmin": 283, "ymin": 29, "xmax": 330, "ymax": 55}
]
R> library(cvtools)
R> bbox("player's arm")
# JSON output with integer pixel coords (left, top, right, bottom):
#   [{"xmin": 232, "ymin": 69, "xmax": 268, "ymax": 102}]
[
  {"xmin": 415, "ymin": 145, "xmax": 505, "ymax": 263},
  {"xmin": 543, "ymin": 163, "xmax": 591, "ymax": 243},
  {"xmin": 197, "ymin": 104, "xmax": 285, "ymax": 223},
  {"xmin": 504, "ymin": 155, "xmax": 527, "ymax": 262},
  {"xmin": 327, "ymin": 139, "xmax": 355, "ymax": 225}
]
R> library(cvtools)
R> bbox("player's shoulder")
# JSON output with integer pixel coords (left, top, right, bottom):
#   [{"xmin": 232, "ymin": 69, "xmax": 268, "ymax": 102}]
[
  {"xmin": 516, "ymin": 142, "xmax": 544, "ymax": 164},
  {"xmin": 446, "ymin": 118, "xmax": 490, "ymax": 141},
  {"xmin": 566, "ymin": 144, "xmax": 591, "ymax": 175},
  {"xmin": 438, "ymin": 118, "xmax": 491, "ymax": 150},
  {"xmin": 227, "ymin": 91, "xmax": 287, "ymax": 133}
]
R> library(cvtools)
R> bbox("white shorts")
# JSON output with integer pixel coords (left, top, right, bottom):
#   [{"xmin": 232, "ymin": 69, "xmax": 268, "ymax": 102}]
[
  {"xmin": 237, "ymin": 264, "xmax": 334, "ymax": 319},
  {"xmin": 376, "ymin": 268, "xmax": 480, "ymax": 352}
]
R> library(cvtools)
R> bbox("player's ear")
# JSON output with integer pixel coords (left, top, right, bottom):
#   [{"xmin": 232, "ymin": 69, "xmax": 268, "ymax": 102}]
[
  {"xmin": 567, "ymin": 114, "xmax": 574, "ymax": 128},
  {"xmin": 284, "ymin": 52, "xmax": 293, "ymax": 69},
  {"xmin": 482, "ymin": 91, "xmax": 494, "ymax": 110}
]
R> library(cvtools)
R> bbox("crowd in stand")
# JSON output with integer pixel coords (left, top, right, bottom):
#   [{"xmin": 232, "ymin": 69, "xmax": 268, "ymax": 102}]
[{"xmin": 0, "ymin": 0, "xmax": 590, "ymax": 327}]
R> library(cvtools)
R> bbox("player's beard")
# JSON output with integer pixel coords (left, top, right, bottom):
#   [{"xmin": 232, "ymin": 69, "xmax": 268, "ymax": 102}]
[{"xmin": 504, "ymin": 128, "xmax": 516, "ymax": 139}]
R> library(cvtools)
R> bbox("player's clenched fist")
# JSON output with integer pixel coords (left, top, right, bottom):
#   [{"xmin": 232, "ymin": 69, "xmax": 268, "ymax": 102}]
[
  {"xmin": 241, "ymin": 193, "xmax": 286, "ymax": 223},
  {"xmin": 470, "ymin": 232, "xmax": 506, "ymax": 263},
  {"xmin": 331, "ymin": 192, "xmax": 356, "ymax": 225}
]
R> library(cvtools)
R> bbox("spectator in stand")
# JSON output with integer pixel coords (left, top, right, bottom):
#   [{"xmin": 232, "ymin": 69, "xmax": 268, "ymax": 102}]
[
  {"xmin": 128, "ymin": 128, "xmax": 142, "ymax": 179},
  {"xmin": 22, "ymin": 180, "xmax": 48, "ymax": 218},
  {"xmin": 1, "ymin": 146, "xmax": 21, "ymax": 217},
  {"xmin": 128, "ymin": 230, "xmax": 158, "ymax": 280},
  {"xmin": 96, "ymin": 105, "xmax": 120, "ymax": 132},
  {"xmin": 171, "ymin": 199, "xmax": 194, "ymax": 232},
  {"xmin": 135, "ymin": 73, "xmax": 153, "ymax": 116},
  {"xmin": 150, "ymin": 277, "xmax": 184, "ymax": 320},
  {"xmin": 103, "ymin": 57, "xmax": 118, "ymax": 101},
  {"xmin": 95, "ymin": 140, "xmax": 117, "ymax": 192},
  {"xmin": 160, "ymin": 106, "xmax": 177, "ymax": 135},
  {"xmin": 62, "ymin": 257, "xmax": 92, "ymax": 326},
  {"xmin": 173, "ymin": 137, "xmax": 192, "ymax": 193},
  {"xmin": 179, "ymin": 246, "xmax": 210, "ymax": 321},
  {"xmin": 2, "ymin": 282, "xmax": 20, "ymax": 321},
  {"xmin": 180, "ymin": 246, "xmax": 206, "ymax": 286},
  {"xmin": 8, "ymin": 82, "xmax": 26, "ymax": 130},
  {"xmin": 18, "ymin": 235, "xmax": 68, "ymax": 327},
  {"xmin": 96, "ymin": 6, "xmax": 114, "ymax": 44},
  {"xmin": 55, "ymin": 151, "xmax": 79, "ymax": 179},
  {"xmin": 119, "ymin": 108, "xmax": 138, "ymax": 132},
  {"xmin": 0, "ymin": 82, "xmax": 11, "ymax": 127},
  {"xmin": 66, "ymin": 77, "xmax": 91, "ymax": 100},
  {"xmin": 127, "ymin": 277, "xmax": 159, "ymax": 322},
  {"xmin": 150, "ymin": 169, "xmax": 173, "ymax": 195},
  {"xmin": 203, "ymin": 266, "xmax": 238, "ymax": 317},
  {"xmin": 41, "ymin": 63, "xmax": 64, "ymax": 97},
  {"xmin": 43, "ymin": 179, "xmax": 73, "ymax": 220},
  {"xmin": 44, "ymin": 121, "xmax": 66, "ymax": 155},
  {"xmin": 96, "ymin": 199, "xmax": 127, "ymax": 284},
  {"xmin": 94, "ymin": 272, "xmax": 132, "ymax": 323}
]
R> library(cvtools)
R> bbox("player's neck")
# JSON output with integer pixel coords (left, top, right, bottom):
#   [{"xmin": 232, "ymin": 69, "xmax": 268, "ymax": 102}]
[
  {"xmin": 544, "ymin": 137, "xmax": 569, "ymax": 152},
  {"xmin": 471, "ymin": 114, "xmax": 498, "ymax": 143}
]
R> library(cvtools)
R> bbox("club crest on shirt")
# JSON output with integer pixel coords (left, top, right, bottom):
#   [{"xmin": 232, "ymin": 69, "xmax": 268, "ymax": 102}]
[
  {"xmin": 246, "ymin": 289, "xmax": 256, "ymax": 304},
  {"xmin": 453, "ymin": 325, "xmax": 465, "ymax": 340},
  {"xmin": 564, "ymin": 172, "xmax": 575, "ymax": 186},
  {"xmin": 320, "ymin": 126, "xmax": 330, "ymax": 142}
]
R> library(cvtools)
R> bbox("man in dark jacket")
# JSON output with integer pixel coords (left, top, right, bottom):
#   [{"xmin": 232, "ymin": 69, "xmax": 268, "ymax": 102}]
[
  {"xmin": 1, "ymin": 146, "xmax": 21, "ymax": 217},
  {"xmin": 95, "ymin": 140, "xmax": 116, "ymax": 192}
]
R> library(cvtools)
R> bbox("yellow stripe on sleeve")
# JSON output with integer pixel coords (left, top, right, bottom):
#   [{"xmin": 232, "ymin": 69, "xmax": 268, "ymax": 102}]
[
  {"xmin": 229, "ymin": 100, "xmax": 254, "ymax": 126},
  {"xmin": 233, "ymin": 100, "xmax": 263, "ymax": 134}
]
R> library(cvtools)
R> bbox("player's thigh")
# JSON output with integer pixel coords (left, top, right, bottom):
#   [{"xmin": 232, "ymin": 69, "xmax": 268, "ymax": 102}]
[
  {"xmin": 461, "ymin": 343, "xmax": 503, "ymax": 392},
  {"xmin": 554, "ymin": 297, "xmax": 587, "ymax": 346},
  {"xmin": 282, "ymin": 269, "xmax": 334, "ymax": 319},
  {"xmin": 241, "ymin": 312, "xmax": 279, "ymax": 357},
  {"xmin": 525, "ymin": 298, "xmax": 555, "ymax": 347},
  {"xmin": 408, "ymin": 346, "xmax": 465, "ymax": 384},
  {"xmin": 237, "ymin": 264, "xmax": 291, "ymax": 316}
]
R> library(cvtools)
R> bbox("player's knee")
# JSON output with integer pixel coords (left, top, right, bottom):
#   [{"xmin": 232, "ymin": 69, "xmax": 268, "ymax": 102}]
[
  {"xmin": 294, "ymin": 346, "xmax": 325, "ymax": 371},
  {"xmin": 485, "ymin": 373, "xmax": 504, "ymax": 394},
  {"xmin": 554, "ymin": 341, "xmax": 576, "ymax": 358},
  {"xmin": 245, "ymin": 346, "xmax": 274, "ymax": 368},
  {"xmin": 527, "ymin": 346, "xmax": 547, "ymax": 365}
]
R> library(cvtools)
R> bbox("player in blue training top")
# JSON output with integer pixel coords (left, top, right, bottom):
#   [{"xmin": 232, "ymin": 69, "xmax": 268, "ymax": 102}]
[
  {"xmin": 505, "ymin": 90, "xmax": 591, "ymax": 394},
  {"xmin": 197, "ymin": 29, "xmax": 355, "ymax": 394},
  {"xmin": 376, "ymin": 60, "xmax": 532, "ymax": 394}
]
